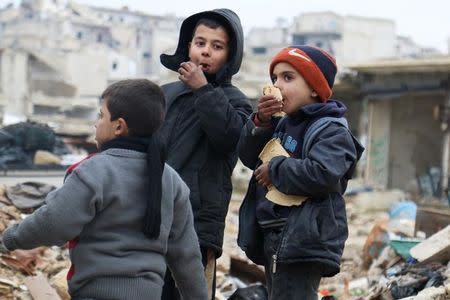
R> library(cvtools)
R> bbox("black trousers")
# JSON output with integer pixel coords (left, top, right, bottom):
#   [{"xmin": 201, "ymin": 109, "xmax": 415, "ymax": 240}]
[
  {"xmin": 161, "ymin": 246, "xmax": 216, "ymax": 300},
  {"xmin": 263, "ymin": 228, "xmax": 323, "ymax": 300}
]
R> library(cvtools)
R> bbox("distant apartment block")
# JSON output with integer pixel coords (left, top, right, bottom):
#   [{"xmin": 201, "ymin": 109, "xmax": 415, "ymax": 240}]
[{"xmin": 0, "ymin": 0, "xmax": 181, "ymax": 135}]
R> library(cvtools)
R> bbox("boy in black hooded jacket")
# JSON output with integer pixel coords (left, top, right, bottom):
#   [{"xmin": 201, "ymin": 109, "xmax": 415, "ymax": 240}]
[
  {"xmin": 158, "ymin": 9, "xmax": 252, "ymax": 300},
  {"xmin": 237, "ymin": 45, "xmax": 365, "ymax": 299}
]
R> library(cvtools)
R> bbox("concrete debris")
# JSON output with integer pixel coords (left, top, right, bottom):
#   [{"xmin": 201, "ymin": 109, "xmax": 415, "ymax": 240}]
[
  {"xmin": 2, "ymin": 178, "xmax": 450, "ymax": 299},
  {"xmin": 34, "ymin": 150, "xmax": 62, "ymax": 166},
  {"xmin": 0, "ymin": 121, "xmax": 92, "ymax": 171},
  {"xmin": 0, "ymin": 183, "xmax": 70, "ymax": 299}
]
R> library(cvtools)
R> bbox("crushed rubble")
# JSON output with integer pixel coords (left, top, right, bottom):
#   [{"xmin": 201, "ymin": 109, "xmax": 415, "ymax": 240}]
[{"xmin": 2, "ymin": 178, "xmax": 450, "ymax": 299}]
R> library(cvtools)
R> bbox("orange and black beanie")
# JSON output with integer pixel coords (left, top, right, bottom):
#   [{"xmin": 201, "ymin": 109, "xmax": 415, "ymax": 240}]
[{"xmin": 269, "ymin": 45, "xmax": 337, "ymax": 101}]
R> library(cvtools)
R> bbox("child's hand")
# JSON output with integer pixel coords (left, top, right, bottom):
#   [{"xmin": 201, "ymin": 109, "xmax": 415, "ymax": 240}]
[
  {"xmin": 178, "ymin": 61, "xmax": 208, "ymax": 90},
  {"xmin": 256, "ymin": 95, "xmax": 283, "ymax": 123},
  {"xmin": 254, "ymin": 162, "xmax": 272, "ymax": 187}
]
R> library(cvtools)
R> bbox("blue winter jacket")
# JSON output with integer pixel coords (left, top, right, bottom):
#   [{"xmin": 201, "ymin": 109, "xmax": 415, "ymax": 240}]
[{"xmin": 237, "ymin": 100, "xmax": 364, "ymax": 276}]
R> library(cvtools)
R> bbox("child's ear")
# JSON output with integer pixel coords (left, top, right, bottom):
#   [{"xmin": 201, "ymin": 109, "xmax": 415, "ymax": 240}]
[{"xmin": 115, "ymin": 118, "xmax": 129, "ymax": 136}]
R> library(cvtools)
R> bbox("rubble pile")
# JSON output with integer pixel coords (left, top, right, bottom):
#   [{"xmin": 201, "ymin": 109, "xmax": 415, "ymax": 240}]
[
  {"xmin": 0, "ymin": 183, "xmax": 70, "ymax": 300},
  {"xmin": 2, "ymin": 179, "xmax": 450, "ymax": 299},
  {"xmin": 0, "ymin": 121, "xmax": 90, "ymax": 171},
  {"xmin": 315, "ymin": 186, "xmax": 450, "ymax": 300}
]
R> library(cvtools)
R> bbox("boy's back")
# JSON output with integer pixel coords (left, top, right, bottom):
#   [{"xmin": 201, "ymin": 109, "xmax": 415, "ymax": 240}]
[
  {"xmin": 62, "ymin": 149, "xmax": 204, "ymax": 299},
  {"xmin": 2, "ymin": 79, "xmax": 208, "ymax": 300}
]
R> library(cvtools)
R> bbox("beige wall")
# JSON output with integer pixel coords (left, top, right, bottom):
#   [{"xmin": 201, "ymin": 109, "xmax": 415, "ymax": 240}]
[
  {"xmin": 366, "ymin": 100, "xmax": 391, "ymax": 188},
  {"xmin": 365, "ymin": 92, "xmax": 446, "ymax": 192}
]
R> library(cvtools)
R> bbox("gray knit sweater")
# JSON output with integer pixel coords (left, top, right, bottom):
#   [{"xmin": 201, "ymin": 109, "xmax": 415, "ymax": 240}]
[{"xmin": 3, "ymin": 149, "xmax": 208, "ymax": 300}]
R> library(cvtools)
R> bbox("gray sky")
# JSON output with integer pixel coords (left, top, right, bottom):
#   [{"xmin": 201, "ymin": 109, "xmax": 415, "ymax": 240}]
[{"xmin": 3, "ymin": 0, "xmax": 450, "ymax": 52}]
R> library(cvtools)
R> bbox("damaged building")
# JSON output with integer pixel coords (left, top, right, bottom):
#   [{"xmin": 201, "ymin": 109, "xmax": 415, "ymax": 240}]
[
  {"xmin": 349, "ymin": 57, "xmax": 450, "ymax": 197},
  {"xmin": 0, "ymin": 0, "xmax": 181, "ymax": 136}
]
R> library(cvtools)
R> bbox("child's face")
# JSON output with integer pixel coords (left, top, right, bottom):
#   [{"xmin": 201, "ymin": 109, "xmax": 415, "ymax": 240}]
[
  {"xmin": 188, "ymin": 24, "xmax": 229, "ymax": 75},
  {"xmin": 94, "ymin": 100, "xmax": 118, "ymax": 149},
  {"xmin": 272, "ymin": 62, "xmax": 317, "ymax": 115}
]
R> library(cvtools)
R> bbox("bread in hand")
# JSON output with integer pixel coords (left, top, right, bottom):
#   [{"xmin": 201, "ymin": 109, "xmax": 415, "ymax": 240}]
[{"xmin": 263, "ymin": 85, "xmax": 285, "ymax": 117}]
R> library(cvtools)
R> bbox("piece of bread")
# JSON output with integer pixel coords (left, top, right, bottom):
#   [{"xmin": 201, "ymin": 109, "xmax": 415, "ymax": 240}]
[
  {"xmin": 263, "ymin": 85, "xmax": 285, "ymax": 117},
  {"xmin": 258, "ymin": 138, "xmax": 307, "ymax": 206}
]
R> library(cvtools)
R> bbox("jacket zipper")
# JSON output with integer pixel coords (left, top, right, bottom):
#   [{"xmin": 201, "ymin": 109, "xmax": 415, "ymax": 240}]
[
  {"xmin": 271, "ymin": 209, "xmax": 295, "ymax": 274},
  {"xmin": 272, "ymin": 254, "xmax": 277, "ymax": 273}
]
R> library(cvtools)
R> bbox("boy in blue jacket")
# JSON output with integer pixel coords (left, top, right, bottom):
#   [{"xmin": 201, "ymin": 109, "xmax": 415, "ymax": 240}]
[
  {"xmin": 158, "ymin": 8, "xmax": 252, "ymax": 300},
  {"xmin": 237, "ymin": 46, "xmax": 364, "ymax": 300}
]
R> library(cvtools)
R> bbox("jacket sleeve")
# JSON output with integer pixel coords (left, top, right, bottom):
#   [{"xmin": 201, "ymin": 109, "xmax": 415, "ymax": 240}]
[
  {"xmin": 193, "ymin": 84, "xmax": 253, "ymax": 154},
  {"xmin": 237, "ymin": 113, "xmax": 274, "ymax": 169},
  {"xmin": 166, "ymin": 178, "xmax": 208, "ymax": 300},
  {"xmin": 269, "ymin": 124, "xmax": 358, "ymax": 197},
  {"xmin": 2, "ymin": 170, "xmax": 98, "ymax": 251}
]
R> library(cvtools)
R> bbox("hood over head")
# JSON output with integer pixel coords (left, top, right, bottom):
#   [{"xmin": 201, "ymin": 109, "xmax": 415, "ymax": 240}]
[{"xmin": 160, "ymin": 9, "xmax": 244, "ymax": 84}]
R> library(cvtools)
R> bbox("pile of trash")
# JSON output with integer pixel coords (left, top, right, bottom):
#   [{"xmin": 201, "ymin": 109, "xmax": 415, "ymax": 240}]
[
  {"xmin": 3, "ymin": 179, "xmax": 450, "ymax": 300},
  {"xmin": 0, "ymin": 181, "xmax": 264, "ymax": 300},
  {"xmin": 0, "ymin": 182, "xmax": 70, "ymax": 300},
  {"xmin": 0, "ymin": 121, "xmax": 90, "ymax": 170},
  {"xmin": 315, "ymin": 186, "xmax": 450, "ymax": 300}
]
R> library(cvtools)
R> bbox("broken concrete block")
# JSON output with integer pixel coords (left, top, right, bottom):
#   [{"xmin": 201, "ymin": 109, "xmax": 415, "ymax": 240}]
[
  {"xmin": 33, "ymin": 150, "xmax": 61, "ymax": 165},
  {"xmin": 406, "ymin": 285, "xmax": 448, "ymax": 300},
  {"xmin": 410, "ymin": 225, "xmax": 450, "ymax": 264}
]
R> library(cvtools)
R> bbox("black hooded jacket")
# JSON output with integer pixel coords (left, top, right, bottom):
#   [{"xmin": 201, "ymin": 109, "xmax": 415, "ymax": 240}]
[
  {"xmin": 237, "ymin": 100, "xmax": 364, "ymax": 276},
  {"xmin": 158, "ymin": 9, "xmax": 252, "ymax": 257}
]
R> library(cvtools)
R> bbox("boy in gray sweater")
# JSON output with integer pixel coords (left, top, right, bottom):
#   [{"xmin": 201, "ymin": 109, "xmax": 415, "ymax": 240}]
[{"xmin": 1, "ymin": 79, "xmax": 208, "ymax": 300}]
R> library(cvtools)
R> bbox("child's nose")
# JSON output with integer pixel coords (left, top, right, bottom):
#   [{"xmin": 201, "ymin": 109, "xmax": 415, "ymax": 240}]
[{"xmin": 201, "ymin": 45, "xmax": 211, "ymax": 56}]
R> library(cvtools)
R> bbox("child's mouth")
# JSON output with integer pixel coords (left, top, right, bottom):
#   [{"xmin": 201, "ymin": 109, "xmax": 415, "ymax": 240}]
[{"xmin": 199, "ymin": 63, "xmax": 209, "ymax": 71}]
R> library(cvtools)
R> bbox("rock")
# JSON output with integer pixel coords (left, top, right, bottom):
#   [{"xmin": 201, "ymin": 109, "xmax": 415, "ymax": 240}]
[{"xmin": 33, "ymin": 150, "xmax": 61, "ymax": 165}]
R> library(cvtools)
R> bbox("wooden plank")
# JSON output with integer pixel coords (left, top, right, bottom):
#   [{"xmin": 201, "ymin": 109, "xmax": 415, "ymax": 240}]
[
  {"xmin": 24, "ymin": 274, "xmax": 61, "ymax": 300},
  {"xmin": 410, "ymin": 225, "xmax": 450, "ymax": 264}
]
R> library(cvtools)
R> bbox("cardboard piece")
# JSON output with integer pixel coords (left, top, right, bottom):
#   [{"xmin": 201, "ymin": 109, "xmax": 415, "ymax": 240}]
[
  {"xmin": 258, "ymin": 138, "xmax": 307, "ymax": 206},
  {"xmin": 24, "ymin": 273, "xmax": 61, "ymax": 300}
]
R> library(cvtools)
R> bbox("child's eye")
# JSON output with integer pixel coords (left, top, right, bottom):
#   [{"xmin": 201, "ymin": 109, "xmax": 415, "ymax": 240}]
[
  {"xmin": 213, "ymin": 44, "xmax": 224, "ymax": 50},
  {"xmin": 97, "ymin": 112, "xmax": 102, "ymax": 119},
  {"xmin": 271, "ymin": 76, "xmax": 277, "ymax": 84},
  {"xmin": 195, "ymin": 41, "xmax": 205, "ymax": 46},
  {"xmin": 283, "ymin": 74, "xmax": 293, "ymax": 81}
]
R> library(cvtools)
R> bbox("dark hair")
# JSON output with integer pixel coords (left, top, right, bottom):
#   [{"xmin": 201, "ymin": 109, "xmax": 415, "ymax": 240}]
[
  {"xmin": 192, "ymin": 17, "xmax": 231, "ymax": 44},
  {"xmin": 101, "ymin": 79, "xmax": 166, "ymax": 239},
  {"xmin": 101, "ymin": 79, "xmax": 166, "ymax": 137}
]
